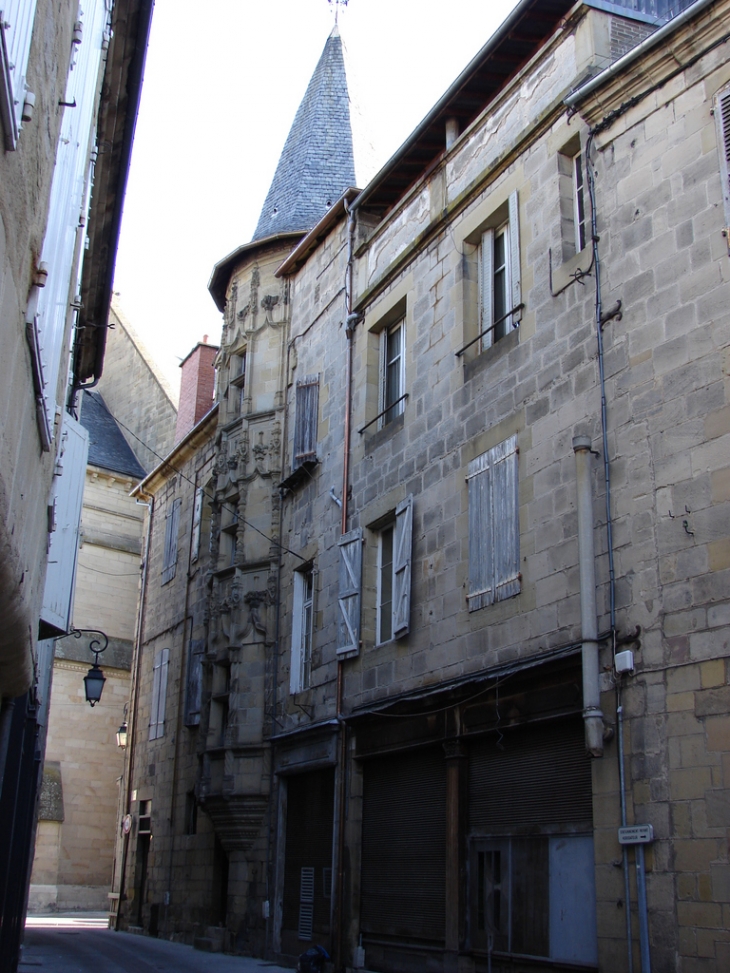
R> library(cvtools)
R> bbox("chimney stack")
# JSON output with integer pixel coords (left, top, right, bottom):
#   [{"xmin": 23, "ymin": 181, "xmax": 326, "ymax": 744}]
[{"xmin": 175, "ymin": 339, "xmax": 218, "ymax": 444}]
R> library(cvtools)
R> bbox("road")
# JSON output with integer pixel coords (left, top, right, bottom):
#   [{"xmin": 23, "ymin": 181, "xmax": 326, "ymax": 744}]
[{"xmin": 21, "ymin": 916, "xmax": 294, "ymax": 973}]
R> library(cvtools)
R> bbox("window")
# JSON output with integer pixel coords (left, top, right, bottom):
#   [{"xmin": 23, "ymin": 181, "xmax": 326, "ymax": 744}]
[
  {"xmin": 191, "ymin": 488, "xmax": 204, "ymax": 563},
  {"xmin": 376, "ymin": 495, "xmax": 413, "ymax": 644},
  {"xmin": 470, "ymin": 835, "xmax": 597, "ymax": 964},
  {"xmin": 379, "ymin": 318, "xmax": 405, "ymax": 427},
  {"xmin": 478, "ymin": 192, "xmax": 521, "ymax": 351},
  {"xmin": 467, "ymin": 435, "xmax": 520, "ymax": 611},
  {"xmin": 228, "ymin": 351, "xmax": 246, "ymax": 417},
  {"xmin": 149, "ymin": 649, "xmax": 169, "ymax": 740},
  {"xmin": 0, "ymin": 0, "xmax": 38, "ymax": 150},
  {"xmin": 184, "ymin": 791, "xmax": 197, "ymax": 835},
  {"xmin": 572, "ymin": 150, "xmax": 587, "ymax": 253},
  {"xmin": 293, "ymin": 375, "xmax": 320, "ymax": 468},
  {"xmin": 290, "ymin": 567, "xmax": 314, "ymax": 694},
  {"xmin": 716, "ymin": 83, "xmax": 730, "ymax": 226},
  {"xmin": 161, "ymin": 498, "xmax": 182, "ymax": 584},
  {"xmin": 220, "ymin": 502, "xmax": 238, "ymax": 567},
  {"xmin": 184, "ymin": 638, "xmax": 205, "ymax": 727}
]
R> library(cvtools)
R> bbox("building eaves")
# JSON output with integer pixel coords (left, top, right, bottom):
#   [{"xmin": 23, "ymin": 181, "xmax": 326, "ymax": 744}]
[
  {"xmin": 208, "ymin": 232, "xmax": 304, "ymax": 313},
  {"xmin": 275, "ymin": 187, "xmax": 359, "ymax": 278},
  {"xmin": 132, "ymin": 404, "xmax": 218, "ymax": 499},
  {"xmin": 352, "ymin": 0, "xmax": 661, "ymax": 218},
  {"xmin": 72, "ymin": 0, "xmax": 155, "ymax": 390}
]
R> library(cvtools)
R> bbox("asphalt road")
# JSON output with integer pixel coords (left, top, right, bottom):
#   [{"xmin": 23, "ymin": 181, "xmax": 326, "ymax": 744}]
[{"xmin": 21, "ymin": 917, "xmax": 293, "ymax": 973}]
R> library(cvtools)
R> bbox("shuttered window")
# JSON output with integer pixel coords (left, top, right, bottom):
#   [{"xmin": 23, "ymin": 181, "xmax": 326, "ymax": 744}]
[
  {"xmin": 149, "ymin": 648, "xmax": 170, "ymax": 741},
  {"xmin": 0, "ymin": 0, "xmax": 38, "ymax": 149},
  {"xmin": 377, "ymin": 495, "xmax": 413, "ymax": 643},
  {"xmin": 293, "ymin": 375, "xmax": 320, "ymax": 467},
  {"xmin": 162, "ymin": 498, "xmax": 182, "ymax": 584},
  {"xmin": 467, "ymin": 435, "xmax": 519, "ymax": 611},
  {"xmin": 360, "ymin": 747, "xmax": 446, "ymax": 943},
  {"xmin": 184, "ymin": 639, "xmax": 205, "ymax": 727},
  {"xmin": 717, "ymin": 84, "xmax": 730, "ymax": 225},
  {"xmin": 337, "ymin": 528, "xmax": 362, "ymax": 656},
  {"xmin": 379, "ymin": 318, "xmax": 406, "ymax": 427},
  {"xmin": 191, "ymin": 489, "xmax": 204, "ymax": 563},
  {"xmin": 479, "ymin": 190, "xmax": 521, "ymax": 351},
  {"xmin": 290, "ymin": 567, "xmax": 314, "ymax": 694}
]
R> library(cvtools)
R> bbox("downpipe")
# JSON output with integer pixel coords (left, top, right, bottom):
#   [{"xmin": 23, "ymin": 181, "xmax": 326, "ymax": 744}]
[{"xmin": 573, "ymin": 436, "xmax": 604, "ymax": 757}]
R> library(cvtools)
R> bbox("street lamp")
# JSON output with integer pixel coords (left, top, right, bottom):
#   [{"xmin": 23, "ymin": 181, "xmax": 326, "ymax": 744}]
[
  {"xmin": 116, "ymin": 721, "xmax": 128, "ymax": 748},
  {"xmin": 65, "ymin": 629, "xmax": 109, "ymax": 706}
]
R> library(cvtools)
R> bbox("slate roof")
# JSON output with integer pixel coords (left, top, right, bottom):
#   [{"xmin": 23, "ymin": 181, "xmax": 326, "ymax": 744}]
[
  {"xmin": 252, "ymin": 26, "xmax": 356, "ymax": 241},
  {"xmin": 80, "ymin": 391, "xmax": 146, "ymax": 479}
]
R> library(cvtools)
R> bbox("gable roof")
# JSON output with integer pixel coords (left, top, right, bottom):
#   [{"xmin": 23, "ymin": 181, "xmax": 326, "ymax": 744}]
[
  {"xmin": 252, "ymin": 26, "xmax": 356, "ymax": 241},
  {"xmin": 80, "ymin": 391, "xmax": 146, "ymax": 480}
]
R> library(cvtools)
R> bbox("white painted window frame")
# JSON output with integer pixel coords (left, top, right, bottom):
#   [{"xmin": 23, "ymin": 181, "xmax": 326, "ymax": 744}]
[
  {"xmin": 479, "ymin": 191, "xmax": 521, "ymax": 351},
  {"xmin": 378, "ymin": 317, "xmax": 406, "ymax": 428},
  {"xmin": 290, "ymin": 566, "xmax": 314, "ymax": 694}
]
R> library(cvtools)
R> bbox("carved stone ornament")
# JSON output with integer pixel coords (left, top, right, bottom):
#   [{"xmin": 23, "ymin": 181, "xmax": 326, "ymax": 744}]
[
  {"xmin": 261, "ymin": 294, "xmax": 279, "ymax": 312},
  {"xmin": 237, "ymin": 303, "xmax": 250, "ymax": 321},
  {"xmin": 244, "ymin": 590, "xmax": 269, "ymax": 636},
  {"xmin": 253, "ymin": 432, "xmax": 267, "ymax": 474}
]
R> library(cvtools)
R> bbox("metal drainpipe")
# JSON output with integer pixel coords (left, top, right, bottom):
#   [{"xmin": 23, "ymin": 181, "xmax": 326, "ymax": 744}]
[
  {"xmin": 584, "ymin": 135, "xmax": 633, "ymax": 970},
  {"xmin": 115, "ymin": 493, "xmax": 153, "ymax": 930},
  {"xmin": 573, "ymin": 437, "xmax": 604, "ymax": 757},
  {"xmin": 334, "ymin": 200, "xmax": 358, "ymax": 973}
]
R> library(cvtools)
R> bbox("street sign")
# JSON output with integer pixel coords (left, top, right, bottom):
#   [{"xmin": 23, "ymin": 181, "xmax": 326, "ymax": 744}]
[{"xmin": 618, "ymin": 824, "xmax": 654, "ymax": 845}]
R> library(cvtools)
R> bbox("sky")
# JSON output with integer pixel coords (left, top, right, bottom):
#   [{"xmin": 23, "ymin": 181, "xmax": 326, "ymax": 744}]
[{"xmin": 112, "ymin": 0, "xmax": 522, "ymax": 393}]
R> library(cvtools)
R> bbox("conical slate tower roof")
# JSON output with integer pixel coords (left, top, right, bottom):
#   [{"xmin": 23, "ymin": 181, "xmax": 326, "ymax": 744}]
[{"xmin": 253, "ymin": 26, "xmax": 356, "ymax": 241}]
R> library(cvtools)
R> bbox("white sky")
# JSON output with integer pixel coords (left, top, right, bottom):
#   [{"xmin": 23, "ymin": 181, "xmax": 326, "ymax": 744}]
[{"xmin": 112, "ymin": 0, "xmax": 521, "ymax": 392}]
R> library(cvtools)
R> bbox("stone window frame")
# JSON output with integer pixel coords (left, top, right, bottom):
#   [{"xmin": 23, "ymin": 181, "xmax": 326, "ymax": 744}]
[
  {"xmin": 359, "ymin": 284, "xmax": 411, "ymax": 445},
  {"xmin": 557, "ymin": 134, "xmax": 590, "ymax": 263}
]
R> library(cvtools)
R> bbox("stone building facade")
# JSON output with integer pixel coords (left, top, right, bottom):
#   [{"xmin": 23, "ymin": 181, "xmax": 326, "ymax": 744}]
[{"xmin": 119, "ymin": 1, "xmax": 730, "ymax": 971}]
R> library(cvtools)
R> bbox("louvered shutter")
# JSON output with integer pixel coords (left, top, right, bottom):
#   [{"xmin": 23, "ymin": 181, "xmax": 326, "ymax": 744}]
[
  {"xmin": 468, "ymin": 435, "xmax": 519, "ymax": 611},
  {"xmin": 337, "ymin": 528, "xmax": 362, "ymax": 656},
  {"xmin": 479, "ymin": 228, "xmax": 494, "ymax": 350},
  {"xmin": 0, "ymin": 0, "xmax": 38, "ymax": 149},
  {"xmin": 162, "ymin": 499, "xmax": 181, "ymax": 584},
  {"xmin": 715, "ymin": 86, "xmax": 730, "ymax": 225},
  {"xmin": 184, "ymin": 639, "xmax": 204, "ymax": 726},
  {"xmin": 509, "ymin": 190, "xmax": 522, "ymax": 325},
  {"xmin": 392, "ymin": 495, "xmax": 413, "ymax": 638},
  {"xmin": 191, "ymin": 489, "xmax": 203, "ymax": 562},
  {"xmin": 492, "ymin": 435, "xmax": 520, "ymax": 602},
  {"xmin": 149, "ymin": 648, "xmax": 170, "ymax": 740},
  {"xmin": 290, "ymin": 572, "xmax": 304, "ymax": 694},
  {"xmin": 293, "ymin": 376, "xmax": 319, "ymax": 467}
]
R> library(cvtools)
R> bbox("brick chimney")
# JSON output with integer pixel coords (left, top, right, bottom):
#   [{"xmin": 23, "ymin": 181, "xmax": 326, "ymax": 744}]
[{"xmin": 174, "ymin": 338, "xmax": 218, "ymax": 444}]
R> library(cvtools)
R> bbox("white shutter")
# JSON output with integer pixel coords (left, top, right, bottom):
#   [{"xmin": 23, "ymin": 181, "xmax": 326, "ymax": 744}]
[
  {"xmin": 40, "ymin": 412, "xmax": 89, "ymax": 632},
  {"xmin": 479, "ymin": 228, "xmax": 494, "ymax": 350},
  {"xmin": 337, "ymin": 528, "xmax": 362, "ymax": 656},
  {"xmin": 31, "ymin": 0, "xmax": 108, "ymax": 430},
  {"xmin": 191, "ymin": 488, "xmax": 203, "ymax": 562},
  {"xmin": 290, "ymin": 573, "xmax": 304, "ymax": 694},
  {"xmin": 0, "ymin": 0, "xmax": 38, "ymax": 149},
  {"xmin": 392, "ymin": 495, "xmax": 413, "ymax": 638},
  {"xmin": 149, "ymin": 652, "xmax": 162, "ymax": 740},
  {"xmin": 492, "ymin": 436, "xmax": 520, "ymax": 602},
  {"xmin": 717, "ymin": 86, "xmax": 730, "ymax": 226},
  {"xmin": 467, "ymin": 450, "xmax": 494, "ymax": 612},
  {"xmin": 509, "ymin": 190, "xmax": 522, "ymax": 325},
  {"xmin": 467, "ymin": 436, "xmax": 520, "ymax": 611}
]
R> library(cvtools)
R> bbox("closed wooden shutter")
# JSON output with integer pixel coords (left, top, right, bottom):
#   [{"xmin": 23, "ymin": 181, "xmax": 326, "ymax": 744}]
[
  {"xmin": 282, "ymin": 768, "xmax": 335, "ymax": 945},
  {"xmin": 468, "ymin": 717, "xmax": 592, "ymax": 834},
  {"xmin": 717, "ymin": 86, "xmax": 730, "ymax": 225},
  {"xmin": 294, "ymin": 375, "xmax": 319, "ymax": 467},
  {"xmin": 337, "ymin": 528, "xmax": 362, "ymax": 656},
  {"xmin": 184, "ymin": 639, "xmax": 204, "ymax": 727},
  {"xmin": 360, "ymin": 747, "xmax": 446, "ymax": 943},
  {"xmin": 191, "ymin": 489, "xmax": 203, "ymax": 562},
  {"xmin": 162, "ymin": 499, "xmax": 182, "ymax": 584},
  {"xmin": 508, "ymin": 190, "xmax": 521, "ymax": 325},
  {"xmin": 149, "ymin": 648, "xmax": 169, "ymax": 741},
  {"xmin": 0, "ymin": 0, "xmax": 39, "ymax": 148}
]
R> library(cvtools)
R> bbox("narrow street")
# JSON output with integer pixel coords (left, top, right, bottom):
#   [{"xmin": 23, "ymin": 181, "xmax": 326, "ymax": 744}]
[{"xmin": 21, "ymin": 917, "xmax": 293, "ymax": 973}]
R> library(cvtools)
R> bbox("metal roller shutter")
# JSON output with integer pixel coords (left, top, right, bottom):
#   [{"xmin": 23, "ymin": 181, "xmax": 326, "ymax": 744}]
[
  {"xmin": 360, "ymin": 746, "xmax": 446, "ymax": 943},
  {"xmin": 469, "ymin": 716, "xmax": 592, "ymax": 834}
]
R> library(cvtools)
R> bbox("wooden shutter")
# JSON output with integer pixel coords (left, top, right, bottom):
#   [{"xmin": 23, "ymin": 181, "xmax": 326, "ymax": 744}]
[
  {"xmin": 492, "ymin": 435, "xmax": 520, "ymax": 602},
  {"xmin": 293, "ymin": 375, "xmax": 319, "ymax": 467},
  {"xmin": 479, "ymin": 228, "xmax": 494, "ymax": 350},
  {"xmin": 467, "ymin": 449, "xmax": 494, "ymax": 611},
  {"xmin": 468, "ymin": 435, "xmax": 519, "ymax": 611},
  {"xmin": 162, "ymin": 498, "xmax": 181, "ymax": 584},
  {"xmin": 337, "ymin": 528, "xmax": 362, "ymax": 656},
  {"xmin": 509, "ymin": 190, "xmax": 522, "ymax": 325},
  {"xmin": 392, "ymin": 495, "xmax": 413, "ymax": 638},
  {"xmin": 149, "ymin": 648, "xmax": 170, "ymax": 740},
  {"xmin": 717, "ymin": 86, "xmax": 730, "ymax": 225},
  {"xmin": 290, "ymin": 572, "xmax": 304, "ymax": 694},
  {"xmin": 191, "ymin": 488, "xmax": 203, "ymax": 563},
  {"xmin": 0, "ymin": 0, "xmax": 39, "ymax": 149},
  {"xmin": 184, "ymin": 639, "xmax": 204, "ymax": 726}
]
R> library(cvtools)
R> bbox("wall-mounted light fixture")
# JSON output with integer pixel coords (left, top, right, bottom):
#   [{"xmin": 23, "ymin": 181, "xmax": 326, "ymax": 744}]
[
  {"xmin": 65, "ymin": 629, "xmax": 109, "ymax": 706},
  {"xmin": 116, "ymin": 703, "xmax": 129, "ymax": 748}
]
